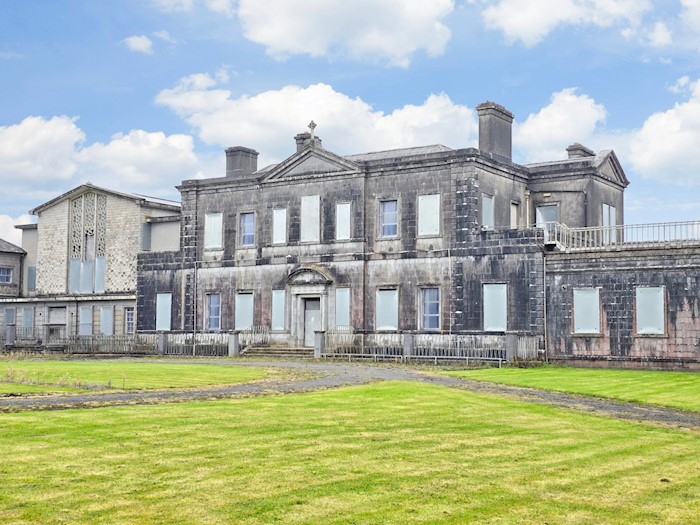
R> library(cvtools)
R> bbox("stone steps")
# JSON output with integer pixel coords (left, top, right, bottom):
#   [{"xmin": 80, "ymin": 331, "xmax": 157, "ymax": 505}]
[{"xmin": 242, "ymin": 346, "xmax": 315, "ymax": 359}]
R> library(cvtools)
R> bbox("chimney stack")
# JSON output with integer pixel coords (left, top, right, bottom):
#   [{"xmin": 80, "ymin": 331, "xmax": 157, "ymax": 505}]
[
  {"xmin": 225, "ymin": 146, "xmax": 259, "ymax": 177},
  {"xmin": 294, "ymin": 132, "xmax": 322, "ymax": 152},
  {"xmin": 476, "ymin": 101, "xmax": 514, "ymax": 161},
  {"xmin": 566, "ymin": 143, "xmax": 595, "ymax": 159}
]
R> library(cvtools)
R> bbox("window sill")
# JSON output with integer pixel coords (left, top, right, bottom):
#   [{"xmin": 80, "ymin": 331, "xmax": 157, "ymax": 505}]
[
  {"xmin": 572, "ymin": 333, "xmax": 602, "ymax": 337},
  {"xmin": 634, "ymin": 333, "xmax": 668, "ymax": 338}
]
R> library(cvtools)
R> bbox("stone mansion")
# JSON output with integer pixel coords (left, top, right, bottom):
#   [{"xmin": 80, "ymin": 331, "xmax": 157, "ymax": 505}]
[{"xmin": 2, "ymin": 101, "xmax": 700, "ymax": 367}]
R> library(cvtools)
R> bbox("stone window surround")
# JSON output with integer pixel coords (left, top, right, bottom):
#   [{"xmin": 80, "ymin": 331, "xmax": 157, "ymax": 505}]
[
  {"xmin": 419, "ymin": 286, "xmax": 440, "ymax": 331},
  {"xmin": 378, "ymin": 198, "xmax": 399, "ymax": 239},
  {"xmin": 239, "ymin": 211, "xmax": 256, "ymax": 247}
]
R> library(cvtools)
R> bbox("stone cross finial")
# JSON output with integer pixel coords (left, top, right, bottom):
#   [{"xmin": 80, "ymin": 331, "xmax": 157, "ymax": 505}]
[{"xmin": 308, "ymin": 120, "xmax": 316, "ymax": 138}]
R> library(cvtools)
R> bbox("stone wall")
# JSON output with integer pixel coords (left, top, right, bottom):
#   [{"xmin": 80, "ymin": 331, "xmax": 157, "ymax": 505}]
[
  {"xmin": 546, "ymin": 247, "xmax": 700, "ymax": 367},
  {"xmin": 36, "ymin": 199, "xmax": 70, "ymax": 294}
]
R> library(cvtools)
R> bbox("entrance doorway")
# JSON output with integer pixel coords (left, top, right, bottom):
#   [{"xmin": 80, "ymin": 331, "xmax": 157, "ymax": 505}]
[{"xmin": 303, "ymin": 298, "xmax": 321, "ymax": 347}]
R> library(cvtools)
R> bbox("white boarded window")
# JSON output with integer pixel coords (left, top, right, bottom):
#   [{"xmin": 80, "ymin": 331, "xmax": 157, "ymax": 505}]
[
  {"xmin": 336, "ymin": 202, "xmax": 351, "ymax": 240},
  {"xmin": 206, "ymin": 293, "xmax": 221, "ymax": 331},
  {"xmin": 376, "ymin": 289, "xmax": 398, "ymax": 331},
  {"xmin": 482, "ymin": 194, "xmax": 494, "ymax": 230},
  {"xmin": 602, "ymin": 203, "xmax": 617, "ymax": 244},
  {"xmin": 156, "ymin": 293, "xmax": 172, "ymax": 331},
  {"xmin": 636, "ymin": 287, "xmax": 665, "ymax": 335},
  {"xmin": 418, "ymin": 194, "xmax": 441, "ymax": 236},
  {"xmin": 483, "ymin": 283, "xmax": 507, "ymax": 332},
  {"xmin": 204, "ymin": 212, "xmax": 223, "ymax": 249},
  {"xmin": 380, "ymin": 200, "xmax": 398, "ymax": 237},
  {"xmin": 272, "ymin": 209, "xmax": 287, "ymax": 244},
  {"xmin": 573, "ymin": 288, "xmax": 600, "ymax": 334},
  {"xmin": 301, "ymin": 195, "xmax": 320, "ymax": 242},
  {"xmin": 79, "ymin": 305, "xmax": 92, "ymax": 336},
  {"xmin": 99, "ymin": 305, "xmax": 114, "ymax": 335},
  {"xmin": 235, "ymin": 292, "xmax": 254, "ymax": 330},
  {"xmin": 335, "ymin": 288, "xmax": 350, "ymax": 327},
  {"xmin": 510, "ymin": 202, "xmax": 520, "ymax": 229},
  {"xmin": 422, "ymin": 287, "xmax": 440, "ymax": 330},
  {"xmin": 271, "ymin": 290, "xmax": 285, "ymax": 330}
]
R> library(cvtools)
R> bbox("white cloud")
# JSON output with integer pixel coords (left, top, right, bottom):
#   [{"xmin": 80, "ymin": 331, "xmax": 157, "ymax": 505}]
[
  {"xmin": 122, "ymin": 35, "xmax": 154, "ymax": 54},
  {"xmin": 647, "ymin": 21, "xmax": 672, "ymax": 47},
  {"xmin": 0, "ymin": 51, "xmax": 23, "ymax": 60},
  {"xmin": 0, "ymin": 116, "xmax": 84, "ymax": 181},
  {"xmin": 0, "ymin": 214, "xmax": 34, "ymax": 246},
  {"xmin": 152, "ymin": 0, "xmax": 194, "ymax": 12},
  {"xmin": 156, "ymin": 74, "xmax": 476, "ymax": 164},
  {"xmin": 668, "ymin": 75, "xmax": 690, "ymax": 94},
  {"xmin": 153, "ymin": 30, "xmax": 177, "ymax": 44},
  {"xmin": 237, "ymin": 0, "xmax": 454, "ymax": 67},
  {"xmin": 481, "ymin": 0, "xmax": 651, "ymax": 47},
  {"xmin": 628, "ymin": 78, "xmax": 700, "ymax": 184},
  {"xmin": 514, "ymin": 88, "xmax": 607, "ymax": 162},
  {"xmin": 204, "ymin": 0, "xmax": 235, "ymax": 17}
]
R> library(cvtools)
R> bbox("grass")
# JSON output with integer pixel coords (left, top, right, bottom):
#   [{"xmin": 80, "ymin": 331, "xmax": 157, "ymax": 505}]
[
  {"xmin": 0, "ymin": 359, "xmax": 267, "ymax": 392},
  {"xmin": 443, "ymin": 366, "xmax": 700, "ymax": 412},
  {"xmin": 0, "ymin": 381, "xmax": 698, "ymax": 524}
]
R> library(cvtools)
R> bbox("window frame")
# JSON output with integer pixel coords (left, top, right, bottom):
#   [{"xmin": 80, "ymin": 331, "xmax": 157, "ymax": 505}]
[
  {"xmin": 272, "ymin": 208, "xmax": 287, "ymax": 245},
  {"xmin": 375, "ymin": 288, "xmax": 399, "ymax": 331},
  {"xmin": 271, "ymin": 289, "xmax": 286, "ymax": 331},
  {"xmin": 481, "ymin": 193, "xmax": 495, "ymax": 230},
  {"xmin": 379, "ymin": 199, "xmax": 399, "ymax": 238},
  {"xmin": 483, "ymin": 283, "xmax": 507, "ymax": 332},
  {"xmin": 335, "ymin": 287, "xmax": 351, "ymax": 328},
  {"xmin": 510, "ymin": 201, "xmax": 520, "ymax": 229},
  {"xmin": 203, "ymin": 212, "xmax": 223, "ymax": 250},
  {"xmin": 206, "ymin": 292, "xmax": 221, "ymax": 332},
  {"xmin": 420, "ymin": 287, "xmax": 440, "ymax": 331},
  {"xmin": 124, "ymin": 306, "xmax": 135, "ymax": 335},
  {"xmin": 155, "ymin": 292, "xmax": 172, "ymax": 332},
  {"xmin": 300, "ymin": 195, "xmax": 321, "ymax": 243},
  {"xmin": 235, "ymin": 291, "xmax": 254, "ymax": 330},
  {"xmin": 0, "ymin": 267, "xmax": 12, "ymax": 284},
  {"xmin": 335, "ymin": 201, "xmax": 352, "ymax": 241},
  {"xmin": 417, "ymin": 194, "xmax": 441, "ymax": 237},
  {"xmin": 239, "ymin": 212, "xmax": 256, "ymax": 247},
  {"xmin": 572, "ymin": 288, "xmax": 601, "ymax": 335},
  {"xmin": 635, "ymin": 286, "xmax": 666, "ymax": 336}
]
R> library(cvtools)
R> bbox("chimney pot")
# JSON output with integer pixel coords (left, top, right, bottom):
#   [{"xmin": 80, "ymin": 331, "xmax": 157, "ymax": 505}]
[{"xmin": 294, "ymin": 132, "xmax": 322, "ymax": 152}]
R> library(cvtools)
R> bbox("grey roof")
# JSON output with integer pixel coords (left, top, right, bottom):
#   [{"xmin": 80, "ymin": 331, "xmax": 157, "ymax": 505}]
[
  {"xmin": 344, "ymin": 144, "xmax": 452, "ymax": 162},
  {"xmin": 0, "ymin": 238, "xmax": 25, "ymax": 254}
]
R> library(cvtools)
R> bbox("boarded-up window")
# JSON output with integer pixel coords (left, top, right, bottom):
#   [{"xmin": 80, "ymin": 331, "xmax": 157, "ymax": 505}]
[
  {"xmin": 156, "ymin": 293, "xmax": 172, "ymax": 331},
  {"xmin": 636, "ymin": 287, "xmax": 665, "ymax": 335},
  {"xmin": 21, "ymin": 307, "xmax": 34, "ymax": 331},
  {"xmin": 273, "ymin": 209, "xmax": 287, "ymax": 244},
  {"xmin": 95, "ymin": 256, "xmax": 105, "ymax": 293},
  {"xmin": 422, "ymin": 287, "xmax": 440, "ymax": 330},
  {"xmin": 79, "ymin": 305, "xmax": 92, "ymax": 336},
  {"xmin": 100, "ymin": 305, "xmax": 114, "ymax": 335},
  {"xmin": 235, "ymin": 292, "xmax": 254, "ymax": 330},
  {"xmin": 483, "ymin": 283, "xmax": 507, "ymax": 332},
  {"xmin": 48, "ymin": 307, "xmax": 66, "ymax": 325},
  {"xmin": 240, "ymin": 213, "xmax": 255, "ymax": 246},
  {"xmin": 379, "ymin": 200, "xmax": 398, "ymax": 237},
  {"xmin": 481, "ymin": 194, "xmax": 494, "ymax": 230},
  {"xmin": 510, "ymin": 202, "xmax": 519, "ymax": 229},
  {"xmin": 27, "ymin": 266, "xmax": 36, "ymax": 291},
  {"xmin": 204, "ymin": 212, "xmax": 223, "ymax": 249},
  {"xmin": 271, "ymin": 290, "xmax": 285, "ymax": 330},
  {"xmin": 573, "ymin": 288, "xmax": 600, "ymax": 334},
  {"xmin": 206, "ymin": 293, "xmax": 221, "ymax": 331},
  {"xmin": 301, "ymin": 195, "xmax": 320, "ymax": 242},
  {"xmin": 418, "ymin": 194, "xmax": 440, "ymax": 236},
  {"xmin": 336, "ymin": 202, "xmax": 351, "ymax": 240},
  {"xmin": 335, "ymin": 288, "xmax": 350, "ymax": 327},
  {"xmin": 376, "ymin": 289, "xmax": 398, "ymax": 331}
]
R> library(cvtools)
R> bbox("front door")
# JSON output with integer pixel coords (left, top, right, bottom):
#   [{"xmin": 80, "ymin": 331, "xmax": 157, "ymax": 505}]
[{"xmin": 303, "ymin": 298, "xmax": 321, "ymax": 347}]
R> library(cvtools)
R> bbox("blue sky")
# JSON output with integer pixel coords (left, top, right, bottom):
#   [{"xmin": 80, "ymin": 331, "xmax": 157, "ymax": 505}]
[{"xmin": 1, "ymin": 0, "xmax": 700, "ymax": 243}]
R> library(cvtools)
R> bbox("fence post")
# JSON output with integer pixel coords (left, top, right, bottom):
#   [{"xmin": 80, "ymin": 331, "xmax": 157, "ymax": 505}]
[
  {"xmin": 314, "ymin": 330, "xmax": 325, "ymax": 359},
  {"xmin": 157, "ymin": 332, "xmax": 167, "ymax": 356},
  {"xmin": 403, "ymin": 333, "xmax": 414, "ymax": 361},
  {"xmin": 505, "ymin": 334, "xmax": 517, "ymax": 362},
  {"xmin": 228, "ymin": 331, "xmax": 240, "ymax": 357}
]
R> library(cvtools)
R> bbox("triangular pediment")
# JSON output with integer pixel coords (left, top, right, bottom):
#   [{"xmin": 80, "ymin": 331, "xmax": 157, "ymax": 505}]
[
  {"xmin": 595, "ymin": 150, "xmax": 629, "ymax": 188},
  {"xmin": 262, "ymin": 146, "xmax": 360, "ymax": 182}
]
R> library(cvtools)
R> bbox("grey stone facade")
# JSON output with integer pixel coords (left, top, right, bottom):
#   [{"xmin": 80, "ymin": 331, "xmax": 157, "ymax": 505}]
[{"xmin": 142, "ymin": 101, "xmax": 698, "ymax": 367}]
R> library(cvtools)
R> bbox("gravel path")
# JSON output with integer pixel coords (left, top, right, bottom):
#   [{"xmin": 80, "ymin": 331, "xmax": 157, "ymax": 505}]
[{"xmin": 2, "ymin": 359, "xmax": 699, "ymax": 430}]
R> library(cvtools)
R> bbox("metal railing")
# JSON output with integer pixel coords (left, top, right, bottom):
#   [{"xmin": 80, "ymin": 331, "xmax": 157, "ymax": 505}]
[
  {"xmin": 240, "ymin": 326, "xmax": 270, "ymax": 347},
  {"xmin": 546, "ymin": 221, "xmax": 700, "ymax": 251},
  {"xmin": 66, "ymin": 335, "xmax": 157, "ymax": 355},
  {"xmin": 163, "ymin": 332, "xmax": 229, "ymax": 356}
]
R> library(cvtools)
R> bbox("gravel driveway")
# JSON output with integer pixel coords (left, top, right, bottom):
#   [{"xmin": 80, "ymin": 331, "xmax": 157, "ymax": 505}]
[{"xmin": 1, "ymin": 359, "xmax": 699, "ymax": 430}]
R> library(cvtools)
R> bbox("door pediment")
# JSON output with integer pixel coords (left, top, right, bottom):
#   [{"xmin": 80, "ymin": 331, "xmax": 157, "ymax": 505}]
[
  {"xmin": 287, "ymin": 266, "xmax": 334, "ymax": 286},
  {"xmin": 263, "ymin": 148, "xmax": 360, "ymax": 182}
]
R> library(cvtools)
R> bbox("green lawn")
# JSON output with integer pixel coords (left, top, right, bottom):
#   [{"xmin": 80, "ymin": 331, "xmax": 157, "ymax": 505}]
[
  {"xmin": 0, "ymin": 383, "xmax": 81, "ymax": 395},
  {"xmin": 1, "ymin": 381, "xmax": 698, "ymax": 524},
  {"xmin": 0, "ymin": 359, "xmax": 267, "ymax": 391},
  {"xmin": 443, "ymin": 366, "xmax": 700, "ymax": 412}
]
